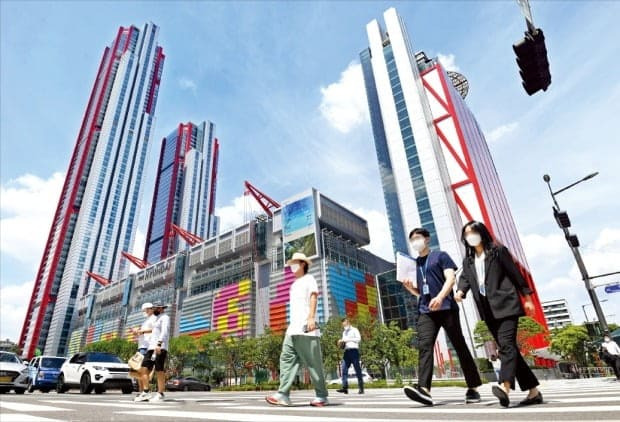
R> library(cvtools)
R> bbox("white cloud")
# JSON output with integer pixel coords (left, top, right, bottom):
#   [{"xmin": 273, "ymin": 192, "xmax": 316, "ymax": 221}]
[
  {"xmin": 521, "ymin": 232, "xmax": 566, "ymax": 262},
  {"xmin": 0, "ymin": 280, "xmax": 33, "ymax": 342},
  {"xmin": 354, "ymin": 207, "xmax": 394, "ymax": 262},
  {"xmin": 319, "ymin": 62, "xmax": 369, "ymax": 133},
  {"xmin": 487, "ymin": 122, "xmax": 519, "ymax": 144},
  {"xmin": 437, "ymin": 53, "xmax": 460, "ymax": 72},
  {"xmin": 215, "ymin": 195, "xmax": 250, "ymax": 233},
  {"xmin": 178, "ymin": 77, "xmax": 197, "ymax": 93},
  {"xmin": 0, "ymin": 173, "xmax": 64, "ymax": 266}
]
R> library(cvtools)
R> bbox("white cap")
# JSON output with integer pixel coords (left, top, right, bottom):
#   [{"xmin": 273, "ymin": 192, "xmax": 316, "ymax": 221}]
[{"xmin": 141, "ymin": 302, "xmax": 153, "ymax": 311}]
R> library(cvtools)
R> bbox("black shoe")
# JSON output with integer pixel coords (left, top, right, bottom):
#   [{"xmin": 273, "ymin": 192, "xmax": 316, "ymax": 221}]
[
  {"xmin": 519, "ymin": 391, "xmax": 543, "ymax": 406},
  {"xmin": 358, "ymin": 389, "xmax": 364, "ymax": 394},
  {"xmin": 336, "ymin": 388, "xmax": 348, "ymax": 394},
  {"xmin": 403, "ymin": 384, "xmax": 433, "ymax": 406},
  {"xmin": 492, "ymin": 385, "xmax": 510, "ymax": 408},
  {"xmin": 465, "ymin": 388, "xmax": 481, "ymax": 403}
]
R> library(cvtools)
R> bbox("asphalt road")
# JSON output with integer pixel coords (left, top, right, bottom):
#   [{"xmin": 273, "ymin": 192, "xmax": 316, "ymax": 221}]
[{"xmin": 0, "ymin": 377, "xmax": 619, "ymax": 421}]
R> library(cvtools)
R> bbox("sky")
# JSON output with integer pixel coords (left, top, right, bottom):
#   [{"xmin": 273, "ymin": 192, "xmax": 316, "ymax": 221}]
[{"xmin": 1, "ymin": 1, "xmax": 619, "ymax": 343}]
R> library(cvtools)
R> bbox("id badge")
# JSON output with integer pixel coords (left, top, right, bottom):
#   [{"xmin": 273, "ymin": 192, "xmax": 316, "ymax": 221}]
[
  {"xmin": 479, "ymin": 284, "xmax": 486, "ymax": 296},
  {"xmin": 422, "ymin": 284, "xmax": 430, "ymax": 295}
]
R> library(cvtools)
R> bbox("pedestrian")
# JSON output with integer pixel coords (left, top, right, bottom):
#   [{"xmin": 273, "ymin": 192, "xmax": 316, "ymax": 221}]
[
  {"xmin": 265, "ymin": 252, "xmax": 329, "ymax": 407},
  {"xmin": 401, "ymin": 228, "xmax": 482, "ymax": 406},
  {"xmin": 600, "ymin": 331, "xmax": 620, "ymax": 380},
  {"xmin": 130, "ymin": 303, "xmax": 155, "ymax": 396},
  {"xmin": 490, "ymin": 354, "xmax": 502, "ymax": 382},
  {"xmin": 135, "ymin": 302, "xmax": 170, "ymax": 403},
  {"xmin": 455, "ymin": 220, "xmax": 543, "ymax": 407},
  {"xmin": 336, "ymin": 317, "xmax": 364, "ymax": 394}
]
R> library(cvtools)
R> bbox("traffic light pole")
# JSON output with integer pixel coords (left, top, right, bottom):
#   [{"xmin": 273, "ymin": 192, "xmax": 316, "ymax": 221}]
[
  {"xmin": 516, "ymin": 0, "xmax": 536, "ymax": 34},
  {"xmin": 543, "ymin": 175, "xmax": 608, "ymax": 333}
]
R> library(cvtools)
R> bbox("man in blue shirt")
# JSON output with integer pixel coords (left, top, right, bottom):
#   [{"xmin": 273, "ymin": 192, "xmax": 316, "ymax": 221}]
[{"xmin": 402, "ymin": 228, "xmax": 481, "ymax": 406}]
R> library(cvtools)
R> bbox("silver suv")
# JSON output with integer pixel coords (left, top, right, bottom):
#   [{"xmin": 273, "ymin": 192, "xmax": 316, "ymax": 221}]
[{"xmin": 0, "ymin": 351, "xmax": 27, "ymax": 394}]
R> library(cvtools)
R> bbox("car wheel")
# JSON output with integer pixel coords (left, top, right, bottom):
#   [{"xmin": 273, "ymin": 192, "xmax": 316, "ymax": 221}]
[
  {"xmin": 121, "ymin": 386, "xmax": 133, "ymax": 394},
  {"xmin": 56, "ymin": 374, "xmax": 67, "ymax": 394},
  {"xmin": 183, "ymin": 385, "xmax": 189, "ymax": 392},
  {"xmin": 94, "ymin": 386, "xmax": 105, "ymax": 394},
  {"xmin": 14, "ymin": 388, "xmax": 26, "ymax": 394},
  {"xmin": 80, "ymin": 372, "xmax": 93, "ymax": 394},
  {"xmin": 204, "ymin": 385, "xmax": 211, "ymax": 392}
]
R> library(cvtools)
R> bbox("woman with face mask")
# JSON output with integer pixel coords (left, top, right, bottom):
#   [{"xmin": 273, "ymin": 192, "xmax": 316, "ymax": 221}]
[{"xmin": 455, "ymin": 220, "xmax": 542, "ymax": 408}]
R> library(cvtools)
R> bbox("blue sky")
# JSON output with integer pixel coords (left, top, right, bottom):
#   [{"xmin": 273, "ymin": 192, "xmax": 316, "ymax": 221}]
[{"xmin": 1, "ymin": 1, "xmax": 619, "ymax": 342}]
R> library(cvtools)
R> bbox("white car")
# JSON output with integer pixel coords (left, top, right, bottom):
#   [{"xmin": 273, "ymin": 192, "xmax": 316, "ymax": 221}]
[
  {"xmin": 327, "ymin": 369, "xmax": 373, "ymax": 385},
  {"xmin": 57, "ymin": 352, "xmax": 133, "ymax": 394},
  {"xmin": 0, "ymin": 351, "xmax": 27, "ymax": 394}
]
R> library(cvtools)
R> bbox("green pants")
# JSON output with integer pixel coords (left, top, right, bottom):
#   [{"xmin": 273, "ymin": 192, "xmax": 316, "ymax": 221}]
[{"xmin": 277, "ymin": 335, "xmax": 328, "ymax": 398}]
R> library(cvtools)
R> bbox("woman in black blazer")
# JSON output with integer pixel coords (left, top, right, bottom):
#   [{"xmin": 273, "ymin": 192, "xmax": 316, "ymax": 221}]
[{"xmin": 455, "ymin": 220, "xmax": 543, "ymax": 408}]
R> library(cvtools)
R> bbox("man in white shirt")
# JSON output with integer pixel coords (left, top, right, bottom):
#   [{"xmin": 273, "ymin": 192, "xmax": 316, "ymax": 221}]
[
  {"xmin": 601, "ymin": 332, "xmax": 620, "ymax": 380},
  {"xmin": 266, "ymin": 252, "xmax": 329, "ymax": 407},
  {"xmin": 136, "ymin": 302, "xmax": 170, "ymax": 402},
  {"xmin": 336, "ymin": 317, "xmax": 364, "ymax": 394},
  {"xmin": 131, "ymin": 303, "xmax": 156, "ymax": 397}
]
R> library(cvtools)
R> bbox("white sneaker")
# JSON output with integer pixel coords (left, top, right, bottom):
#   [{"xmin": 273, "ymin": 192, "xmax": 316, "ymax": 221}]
[
  {"xmin": 133, "ymin": 391, "xmax": 150, "ymax": 402},
  {"xmin": 148, "ymin": 392, "xmax": 164, "ymax": 402}
]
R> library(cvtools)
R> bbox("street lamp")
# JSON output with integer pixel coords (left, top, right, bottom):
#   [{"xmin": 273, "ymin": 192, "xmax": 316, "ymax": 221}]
[
  {"xmin": 582, "ymin": 299, "xmax": 608, "ymax": 322},
  {"xmin": 543, "ymin": 172, "xmax": 608, "ymax": 333}
]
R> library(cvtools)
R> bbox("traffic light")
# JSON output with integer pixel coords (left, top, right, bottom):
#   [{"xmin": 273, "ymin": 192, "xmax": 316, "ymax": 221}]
[
  {"xmin": 513, "ymin": 28, "xmax": 551, "ymax": 95},
  {"xmin": 553, "ymin": 208, "xmax": 571, "ymax": 228}
]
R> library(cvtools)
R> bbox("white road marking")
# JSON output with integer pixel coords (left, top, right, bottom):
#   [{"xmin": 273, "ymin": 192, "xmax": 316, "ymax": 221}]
[
  {"xmin": 0, "ymin": 415, "xmax": 63, "ymax": 422},
  {"xmin": 0, "ymin": 402, "xmax": 72, "ymax": 412},
  {"xmin": 39, "ymin": 399, "xmax": 175, "ymax": 409}
]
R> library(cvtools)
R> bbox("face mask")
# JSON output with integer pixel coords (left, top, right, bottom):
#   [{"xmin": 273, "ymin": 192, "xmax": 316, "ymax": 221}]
[
  {"xmin": 153, "ymin": 309, "xmax": 161, "ymax": 316},
  {"xmin": 604, "ymin": 337, "xmax": 610, "ymax": 342},
  {"xmin": 466, "ymin": 233, "xmax": 482, "ymax": 247},
  {"xmin": 290, "ymin": 263, "xmax": 300, "ymax": 273},
  {"xmin": 410, "ymin": 238, "xmax": 426, "ymax": 252},
  {"xmin": 142, "ymin": 312, "xmax": 148, "ymax": 318}
]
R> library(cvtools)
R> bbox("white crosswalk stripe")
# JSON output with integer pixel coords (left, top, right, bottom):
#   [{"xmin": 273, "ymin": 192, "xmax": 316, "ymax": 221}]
[{"xmin": 1, "ymin": 378, "xmax": 618, "ymax": 421}]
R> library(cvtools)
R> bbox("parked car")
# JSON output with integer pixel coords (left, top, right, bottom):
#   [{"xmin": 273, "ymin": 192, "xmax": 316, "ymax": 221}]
[
  {"xmin": 13, "ymin": 356, "xmax": 66, "ymax": 393},
  {"xmin": 166, "ymin": 376, "xmax": 211, "ymax": 391},
  {"xmin": 57, "ymin": 352, "xmax": 133, "ymax": 394},
  {"xmin": 327, "ymin": 369, "xmax": 373, "ymax": 385},
  {"xmin": 0, "ymin": 351, "xmax": 27, "ymax": 394}
]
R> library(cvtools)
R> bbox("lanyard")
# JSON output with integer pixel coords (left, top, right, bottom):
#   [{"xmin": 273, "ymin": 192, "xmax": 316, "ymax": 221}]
[{"xmin": 418, "ymin": 251, "xmax": 432, "ymax": 286}]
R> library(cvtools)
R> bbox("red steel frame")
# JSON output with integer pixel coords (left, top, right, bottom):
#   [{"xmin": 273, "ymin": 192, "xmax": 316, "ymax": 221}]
[
  {"xmin": 244, "ymin": 181, "xmax": 281, "ymax": 217},
  {"xmin": 420, "ymin": 64, "xmax": 549, "ymax": 351}
]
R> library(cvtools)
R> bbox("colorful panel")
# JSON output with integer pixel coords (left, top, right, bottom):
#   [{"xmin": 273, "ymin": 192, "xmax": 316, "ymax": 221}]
[
  {"xmin": 212, "ymin": 279, "xmax": 251, "ymax": 337},
  {"xmin": 67, "ymin": 329, "xmax": 84, "ymax": 356},
  {"xmin": 328, "ymin": 262, "xmax": 379, "ymax": 319},
  {"xmin": 269, "ymin": 268, "xmax": 296, "ymax": 331},
  {"xmin": 179, "ymin": 290, "xmax": 213, "ymax": 335}
]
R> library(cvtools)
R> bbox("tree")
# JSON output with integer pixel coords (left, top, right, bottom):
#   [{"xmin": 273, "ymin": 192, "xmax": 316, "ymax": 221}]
[
  {"xmin": 320, "ymin": 318, "xmax": 346, "ymax": 376},
  {"xmin": 550, "ymin": 325, "xmax": 590, "ymax": 366},
  {"xmin": 168, "ymin": 335, "xmax": 198, "ymax": 377},
  {"xmin": 516, "ymin": 316, "xmax": 547, "ymax": 358},
  {"xmin": 473, "ymin": 320, "xmax": 494, "ymax": 349},
  {"xmin": 214, "ymin": 336, "xmax": 246, "ymax": 385},
  {"xmin": 83, "ymin": 338, "xmax": 137, "ymax": 361},
  {"xmin": 254, "ymin": 328, "xmax": 284, "ymax": 380},
  {"xmin": 194, "ymin": 331, "xmax": 222, "ymax": 379}
]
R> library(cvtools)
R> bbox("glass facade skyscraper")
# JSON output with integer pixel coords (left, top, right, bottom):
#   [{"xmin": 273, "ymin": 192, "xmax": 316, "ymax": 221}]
[
  {"xmin": 144, "ymin": 121, "xmax": 219, "ymax": 263},
  {"xmin": 19, "ymin": 23, "xmax": 165, "ymax": 358},
  {"xmin": 362, "ymin": 8, "xmax": 548, "ymax": 353}
]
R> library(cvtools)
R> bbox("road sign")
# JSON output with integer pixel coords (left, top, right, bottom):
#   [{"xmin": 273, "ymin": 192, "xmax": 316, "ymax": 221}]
[{"xmin": 604, "ymin": 283, "xmax": 620, "ymax": 294}]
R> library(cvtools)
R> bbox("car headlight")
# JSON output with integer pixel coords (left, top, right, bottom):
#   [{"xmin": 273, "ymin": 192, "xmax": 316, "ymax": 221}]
[{"xmin": 92, "ymin": 366, "xmax": 108, "ymax": 371}]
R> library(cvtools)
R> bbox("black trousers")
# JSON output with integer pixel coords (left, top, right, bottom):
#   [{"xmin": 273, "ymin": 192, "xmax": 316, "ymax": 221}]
[
  {"xmin": 417, "ymin": 309, "xmax": 481, "ymax": 391},
  {"xmin": 485, "ymin": 314, "xmax": 539, "ymax": 391},
  {"xmin": 341, "ymin": 348, "xmax": 364, "ymax": 389}
]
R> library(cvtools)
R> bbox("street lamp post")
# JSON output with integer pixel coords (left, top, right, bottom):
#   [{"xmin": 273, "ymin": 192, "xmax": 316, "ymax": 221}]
[
  {"xmin": 543, "ymin": 172, "xmax": 608, "ymax": 333},
  {"xmin": 582, "ymin": 299, "xmax": 608, "ymax": 322}
]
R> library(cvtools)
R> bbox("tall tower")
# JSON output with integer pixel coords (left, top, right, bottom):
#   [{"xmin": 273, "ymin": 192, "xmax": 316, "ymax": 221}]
[
  {"xmin": 361, "ymin": 8, "xmax": 547, "ymax": 350},
  {"xmin": 19, "ymin": 23, "xmax": 165, "ymax": 358},
  {"xmin": 144, "ymin": 121, "xmax": 219, "ymax": 263}
]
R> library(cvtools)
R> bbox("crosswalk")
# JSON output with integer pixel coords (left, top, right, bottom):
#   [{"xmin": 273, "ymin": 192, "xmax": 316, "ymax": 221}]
[{"xmin": 1, "ymin": 378, "xmax": 619, "ymax": 421}]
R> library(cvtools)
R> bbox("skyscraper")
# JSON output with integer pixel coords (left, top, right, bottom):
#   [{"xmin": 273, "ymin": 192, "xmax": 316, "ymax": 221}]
[
  {"xmin": 361, "ymin": 8, "xmax": 548, "ymax": 351},
  {"xmin": 144, "ymin": 121, "xmax": 219, "ymax": 263},
  {"xmin": 20, "ymin": 23, "xmax": 165, "ymax": 358}
]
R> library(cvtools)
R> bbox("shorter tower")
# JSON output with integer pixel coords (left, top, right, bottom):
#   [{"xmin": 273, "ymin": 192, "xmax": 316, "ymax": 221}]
[{"xmin": 144, "ymin": 121, "xmax": 219, "ymax": 263}]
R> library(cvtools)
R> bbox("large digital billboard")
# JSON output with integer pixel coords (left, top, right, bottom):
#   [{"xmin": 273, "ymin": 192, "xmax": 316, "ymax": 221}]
[{"xmin": 282, "ymin": 191, "xmax": 319, "ymax": 261}]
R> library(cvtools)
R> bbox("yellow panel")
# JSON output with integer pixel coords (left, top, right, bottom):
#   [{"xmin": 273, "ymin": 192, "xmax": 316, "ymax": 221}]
[
  {"xmin": 228, "ymin": 298, "xmax": 239, "ymax": 314},
  {"xmin": 216, "ymin": 315, "xmax": 228, "ymax": 332},
  {"xmin": 357, "ymin": 303, "xmax": 370, "ymax": 316},
  {"xmin": 238, "ymin": 279, "xmax": 251, "ymax": 295},
  {"xmin": 366, "ymin": 286, "xmax": 377, "ymax": 307}
]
